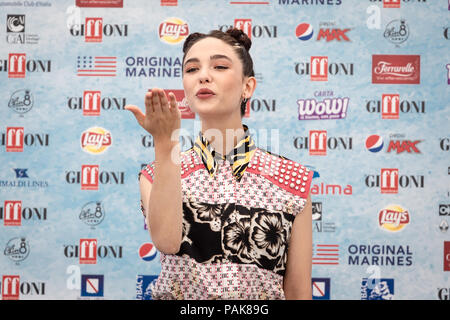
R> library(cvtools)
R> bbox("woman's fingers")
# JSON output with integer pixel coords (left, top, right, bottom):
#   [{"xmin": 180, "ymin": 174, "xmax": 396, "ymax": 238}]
[
  {"xmin": 168, "ymin": 92, "xmax": 179, "ymax": 113},
  {"xmin": 151, "ymin": 88, "xmax": 163, "ymax": 113},
  {"xmin": 159, "ymin": 89, "xmax": 170, "ymax": 113},
  {"xmin": 124, "ymin": 105, "xmax": 145, "ymax": 127},
  {"xmin": 145, "ymin": 91, "xmax": 154, "ymax": 115}
]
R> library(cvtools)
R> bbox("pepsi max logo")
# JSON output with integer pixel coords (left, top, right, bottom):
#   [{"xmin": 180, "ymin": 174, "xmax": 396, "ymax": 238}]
[
  {"xmin": 138, "ymin": 243, "xmax": 158, "ymax": 262},
  {"xmin": 296, "ymin": 23, "xmax": 313, "ymax": 41},
  {"xmin": 366, "ymin": 135, "xmax": 384, "ymax": 153}
]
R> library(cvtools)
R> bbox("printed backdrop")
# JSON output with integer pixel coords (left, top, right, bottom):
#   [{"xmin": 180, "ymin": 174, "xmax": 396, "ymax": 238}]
[{"xmin": 0, "ymin": 0, "xmax": 449, "ymax": 300}]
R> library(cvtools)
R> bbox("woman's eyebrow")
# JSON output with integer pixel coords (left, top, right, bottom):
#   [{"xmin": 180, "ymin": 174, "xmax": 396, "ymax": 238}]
[{"xmin": 184, "ymin": 54, "xmax": 232, "ymax": 67}]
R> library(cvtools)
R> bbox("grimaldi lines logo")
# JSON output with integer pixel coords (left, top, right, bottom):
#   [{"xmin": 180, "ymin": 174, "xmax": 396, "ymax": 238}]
[
  {"xmin": 65, "ymin": 165, "xmax": 125, "ymax": 190},
  {"xmin": 0, "ymin": 53, "xmax": 51, "ymax": 78},
  {"xmin": 295, "ymin": 56, "xmax": 354, "ymax": 81},
  {"xmin": 1, "ymin": 276, "xmax": 46, "ymax": 300},
  {"xmin": 68, "ymin": 17, "xmax": 128, "ymax": 42},
  {"xmin": 0, "ymin": 200, "xmax": 47, "ymax": 226},
  {"xmin": 365, "ymin": 168, "xmax": 424, "ymax": 194},
  {"xmin": 67, "ymin": 90, "xmax": 127, "ymax": 115},
  {"xmin": 1, "ymin": 127, "xmax": 49, "ymax": 152},
  {"xmin": 372, "ymin": 54, "xmax": 420, "ymax": 84}
]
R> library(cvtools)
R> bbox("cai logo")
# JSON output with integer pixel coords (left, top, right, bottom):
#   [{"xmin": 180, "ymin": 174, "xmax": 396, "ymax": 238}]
[
  {"xmin": 361, "ymin": 278, "xmax": 394, "ymax": 300},
  {"xmin": 81, "ymin": 127, "xmax": 112, "ymax": 154},
  {"xmin": 138, "ymin": 243, "xmax": 158, "ymax": 262},
  {"xmin": 312, "ymin": 278, "xmax": 330, "ymax": 300},
  {"xmin": 378, "ymin": 205, "xmax": 410, "ymax": 232},
  {"xmin": 159, "ymin": 17, "xmax": 189, "ymax": 44},
  {"xmin": 6, "ymin": 15, "xmax": 39, "ymax": 45},
  {"xmin": 81, "ymin": 275, "xmax": 104, "ymax": 297}
]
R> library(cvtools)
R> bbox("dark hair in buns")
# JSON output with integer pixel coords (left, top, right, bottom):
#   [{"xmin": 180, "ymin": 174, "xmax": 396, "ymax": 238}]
[{"xmin": 182, "ymin": 28, "xmax": 255, "ymax": 117}]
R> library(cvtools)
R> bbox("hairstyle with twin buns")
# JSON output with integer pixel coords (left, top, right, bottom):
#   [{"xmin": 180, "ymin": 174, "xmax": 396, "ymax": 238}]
[{"xmin": 182, "ymin": 28, "xmax": 255, "ymax": 117}]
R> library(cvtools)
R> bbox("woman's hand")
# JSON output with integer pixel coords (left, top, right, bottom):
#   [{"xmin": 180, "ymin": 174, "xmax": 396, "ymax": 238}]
[{"xmin": 125, "ymin": 88, "xmax": 181, "ymax": 142}]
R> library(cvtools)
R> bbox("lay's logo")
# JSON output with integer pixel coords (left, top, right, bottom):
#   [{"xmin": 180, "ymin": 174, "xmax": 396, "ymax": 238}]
[
  {"xmin": 159, "ymin": 17, "xmax": 189, "ymax": 44},
  {"xmin": 378, "ymin": 205, "xmax": 410, "ymax": 232},
  {"xmin": 81, "ymin": 127, "xmax": 112, "ymax": 154}
]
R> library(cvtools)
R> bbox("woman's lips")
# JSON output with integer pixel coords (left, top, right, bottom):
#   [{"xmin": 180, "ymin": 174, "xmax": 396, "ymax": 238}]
[
  {"xmin": 196, "ymin": 88, "xmax": 215, "ymax": 99},
  {"xmin": 196, "ymin": 93, "xmax": 215, "ymax": 99}
]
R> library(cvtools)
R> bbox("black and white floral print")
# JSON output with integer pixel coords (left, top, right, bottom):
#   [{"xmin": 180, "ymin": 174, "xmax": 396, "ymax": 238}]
[{"xmin": 178, "ymin": 198, "xmax": 295, "ymax": 276}]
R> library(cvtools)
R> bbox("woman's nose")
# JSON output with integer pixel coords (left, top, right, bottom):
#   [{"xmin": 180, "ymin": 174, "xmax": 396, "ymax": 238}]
[{"xmin": 198, "ymin": 67, "xmax": 211, "ymax": 83}]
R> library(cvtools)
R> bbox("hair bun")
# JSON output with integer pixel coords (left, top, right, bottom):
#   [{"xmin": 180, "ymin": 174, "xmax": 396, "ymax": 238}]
[{"xmin": 226, "ymin": 28, "xmax": 252, "ymax": 51}]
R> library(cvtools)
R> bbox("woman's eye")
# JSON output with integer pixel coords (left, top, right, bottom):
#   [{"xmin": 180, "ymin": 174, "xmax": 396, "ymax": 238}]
[
  {"xmin": 215, "ymin": 65, "xmax": 228, "ymax": 70},
  {"xmin": 185, "ymin": 67, "xmax": 197, "ymax": 73}
]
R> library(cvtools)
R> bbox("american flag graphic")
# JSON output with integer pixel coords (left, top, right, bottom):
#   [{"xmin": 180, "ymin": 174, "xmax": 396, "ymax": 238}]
[
  {"xmin": 313, "ymin": 244, "xmax": 339, "ymax": 265},
  {"xmin": 77, "ymin": 56, "xmax": 117, "ymax": 77}
]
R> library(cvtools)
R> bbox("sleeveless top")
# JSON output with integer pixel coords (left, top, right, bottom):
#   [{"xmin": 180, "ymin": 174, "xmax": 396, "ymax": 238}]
[{"xmin": 139, "ymin": 124, "xmax": 313, "ymax": 299}]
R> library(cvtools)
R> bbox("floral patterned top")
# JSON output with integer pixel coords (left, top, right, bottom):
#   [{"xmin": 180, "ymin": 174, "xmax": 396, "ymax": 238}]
[{"xmin": 139, "ymin": 124, "xmax": 313, "ymax": 300}]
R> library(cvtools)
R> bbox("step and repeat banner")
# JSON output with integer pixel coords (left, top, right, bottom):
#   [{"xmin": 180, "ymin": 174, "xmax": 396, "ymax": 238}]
[{"xmin": 0, "ymin": 0, "xmax": 449, "ymax": 300}]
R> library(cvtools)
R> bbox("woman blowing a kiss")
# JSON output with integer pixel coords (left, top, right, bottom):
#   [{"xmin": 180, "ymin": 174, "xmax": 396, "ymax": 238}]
[{"xmin": 126, "ymin": 28, "xmax": 313, "ymax": 300}]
